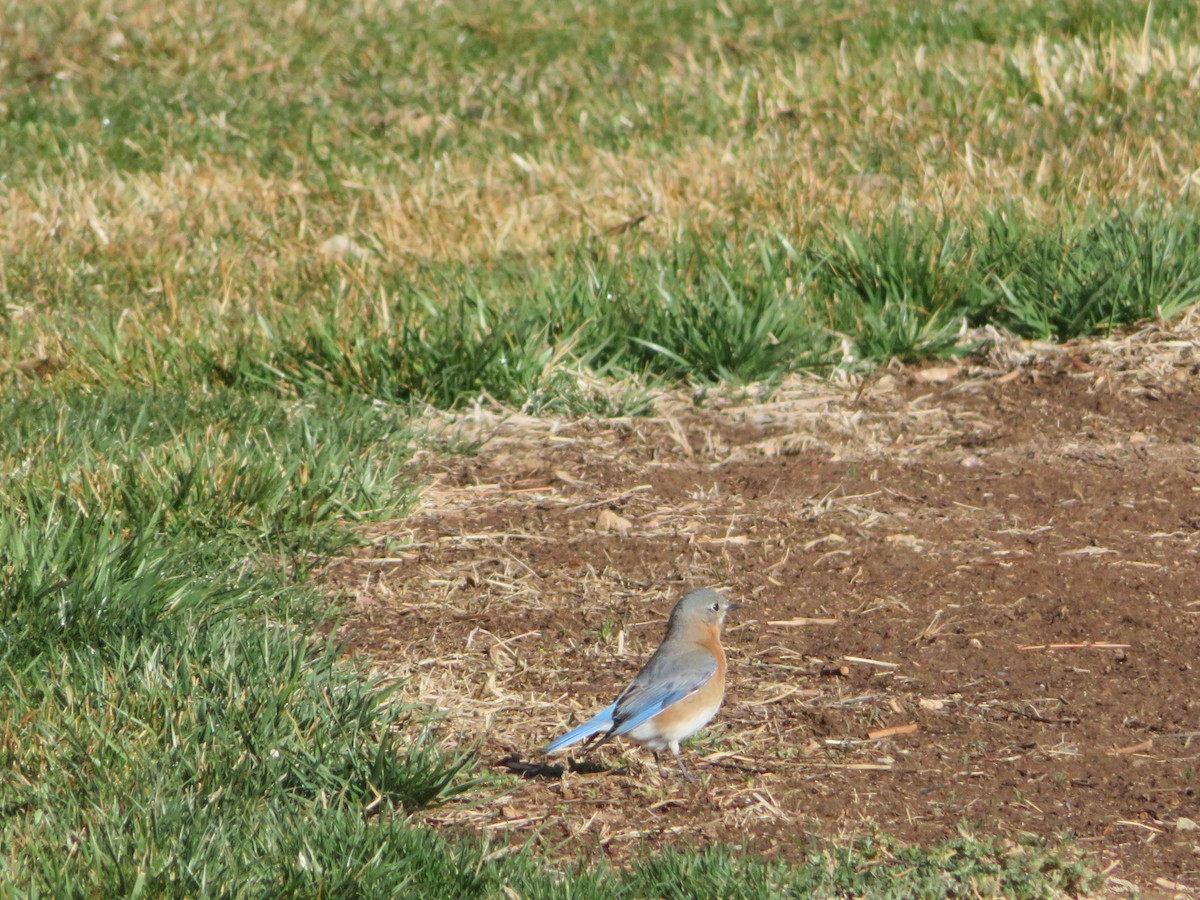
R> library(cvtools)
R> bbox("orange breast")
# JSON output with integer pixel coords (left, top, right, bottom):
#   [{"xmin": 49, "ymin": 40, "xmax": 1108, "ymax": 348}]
[{"xmin": 647, "ymin": 626, "xmax": 727, "ymax": 741}]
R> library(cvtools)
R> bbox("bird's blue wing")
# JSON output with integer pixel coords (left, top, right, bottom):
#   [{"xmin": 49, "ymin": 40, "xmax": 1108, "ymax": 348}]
[
  {"xmin": 608, "ymin": 685, "xmax": 693, "ymax": 736},
  {"xmin": 544, "ymin": 702, "xmax": 617, "ymax": 754},
  {"xmin": 609, "ymin": 651, "xmax": 717, "ymax": 737}
]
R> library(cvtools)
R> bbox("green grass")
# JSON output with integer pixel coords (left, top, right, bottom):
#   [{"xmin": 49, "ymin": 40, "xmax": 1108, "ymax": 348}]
[
  {"xmin": 7, "ymin": 207, "xmax": 1198, "ymax": 413},
  {"xmin": 978, "ymin": 208, "xmax": 1200, "ymax": 339},
  {"xmin": 0, "ymin": 382, "xmax": 484, "ymax": 893},
  {"xmin": 207, "ymin": 207, "xmax": 1200, "ymax": 388},
  {"xmin": 6, "ymin": 0, "xmax": 1198, "ymax": 891}
]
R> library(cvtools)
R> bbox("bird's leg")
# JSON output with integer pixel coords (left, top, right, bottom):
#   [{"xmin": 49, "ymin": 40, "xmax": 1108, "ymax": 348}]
[
  {"xmin": 650, "ymin": 750, "xmax": 677, "ymax": 781},
  {"xmin": 670, "ymin": 744, "xmax": 697, "ymax": 784}
]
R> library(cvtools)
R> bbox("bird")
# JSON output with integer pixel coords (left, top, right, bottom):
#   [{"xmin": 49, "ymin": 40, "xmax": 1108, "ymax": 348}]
[{"xmin": 544, "ymin": 588, "xmax": 740, "ymax": 781}]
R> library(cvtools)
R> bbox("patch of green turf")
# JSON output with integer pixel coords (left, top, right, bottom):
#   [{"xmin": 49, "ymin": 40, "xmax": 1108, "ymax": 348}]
[
  {"xmin": 979, "ymin": 207, "xmax": 1200, "ymax": 340},
  {"xmin": 6, "ymin": 205, "xmax": 1198, "ymax": 411},
  {"xmin": 198, "ymin": 208, "xmax": 1200, "ymax": 402},
  {"xmin": 0, "ymin": 382, "xmax": 473, "ymax": 893}
]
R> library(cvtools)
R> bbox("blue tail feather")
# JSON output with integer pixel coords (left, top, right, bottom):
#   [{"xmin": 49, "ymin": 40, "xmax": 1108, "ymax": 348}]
[{"xmin": 544, "ymin": 702, "xmax": 617, "ymax": 754}]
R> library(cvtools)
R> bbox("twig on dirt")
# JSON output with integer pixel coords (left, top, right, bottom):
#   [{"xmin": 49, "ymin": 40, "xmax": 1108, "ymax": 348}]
[
  {"xmin": 339, "ymin": 554, "xmax": 422, "ymax": 564},
  {"xmin": 1110, "ymin": 739, "xmax": 1154, "ymax": 755},
  {"xmin": 768, "ymin": 617, "xmax": 837, "ymax": 626},
  {"xmin": 764, "ymin": 545, "xmax": 792, "ymax": 572},
  {"xmin": 1163, "ymin": 732, "xmax": 1200, "ymax": 742},
  {"xmin": 867, "ymin": 723, "xmax": 918, "ymax": 740},
  {"xmin": 844, "ymin": 655, "xmax": 901, "ymax": 668},
  {"xmin": 491, "ymin": 542, "xmax": 544, "ymax": 579},
  {"xmin": 912, "ymin": 609, "xmax": 950, "ymax": 644},
  {"xmin": 816, "ymin": 762, "xmax": 894, "ymax": 771},
  {"xmin": 803, "ymin": 533, "xmax": 846, "ymax": 551},
  {"xmin": 1154, "ymin": 877, "xmax": 1199, "ymax": 894},
  {"xmin": 989, "ymin": 704, "xmax": 1079, "ymax": 726},
  {"xmin": 960, "ymin": 552, "xmax": 1031, "ymax": 567},
  {"xmin": 441, "ymin": 532, "xmax": 555, "ymax": 543},
  {"xmin": 484, "ymin": 815, "xmax": 547, "ymax": 830},
  {"xmin": 1019, "ymin": 642, "xmax": 1131, "ymax": 651},
  {"xmin": 827, "ymin": 694, "xmax": 879, "ymax": 708},
  {"xmin": 742, "ymin": 685, "xmax": 821, "ymax": 706},
  {"xmin": 568, "ymin": 485, "xmax": 653, "ymax": 511},
  {"xmin": 553, "ymin": 469, "xmax": 591, "ymax": 487},
  {"xmin": 1113, "ymin": 820, "xmax": 1164, "ymax": 834},
  {"xmin": 467, "ymin": 629, "xmax": 541, "ymax": 651}
]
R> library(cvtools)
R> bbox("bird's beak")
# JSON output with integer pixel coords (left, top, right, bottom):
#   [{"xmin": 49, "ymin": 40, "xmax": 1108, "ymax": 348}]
[{"xmin": 727, "ymin": 602, "xmax": 743, "ymax": 612}]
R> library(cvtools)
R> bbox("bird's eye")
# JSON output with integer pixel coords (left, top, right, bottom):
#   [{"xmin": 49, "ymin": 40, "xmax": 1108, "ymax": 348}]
[{"xmin": 710, "ymin": 602, "xmax": 720, "ymax": 611}]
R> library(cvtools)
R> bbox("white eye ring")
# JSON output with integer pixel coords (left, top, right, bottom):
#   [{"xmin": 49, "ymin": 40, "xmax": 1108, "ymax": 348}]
[{"xmin": 710, "ymin": 602, "xmax": 720, "ymax": 611}]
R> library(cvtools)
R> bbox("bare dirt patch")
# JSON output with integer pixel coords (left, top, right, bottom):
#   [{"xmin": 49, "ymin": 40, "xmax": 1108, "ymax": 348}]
[{"xmin": 329, "ymin": 323, "xmax": 1200, "ymax": 894}]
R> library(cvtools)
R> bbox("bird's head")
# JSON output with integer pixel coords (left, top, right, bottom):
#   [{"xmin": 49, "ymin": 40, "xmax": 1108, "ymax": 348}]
[{"xmin": 668, "ymin": 588, "xmax": 741, "ymax": 632}]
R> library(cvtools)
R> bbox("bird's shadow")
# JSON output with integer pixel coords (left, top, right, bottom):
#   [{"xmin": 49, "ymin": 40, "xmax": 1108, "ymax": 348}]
[{"xmin": 494, "ymin": 753, "xmax": 623, "ymax": 780}]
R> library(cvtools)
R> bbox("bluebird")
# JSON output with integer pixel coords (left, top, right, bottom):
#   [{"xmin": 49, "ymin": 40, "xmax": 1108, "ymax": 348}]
[{"xmin": 544, "ymin": 588, "xmax": 740, "ymax": 781}]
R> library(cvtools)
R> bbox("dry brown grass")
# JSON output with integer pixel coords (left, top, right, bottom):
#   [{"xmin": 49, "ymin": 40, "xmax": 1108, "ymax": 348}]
[{"xmin": 5, "ymin": 5, "xmax": 1199, "ymax": 274}]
